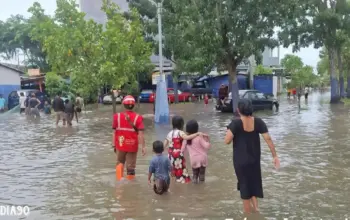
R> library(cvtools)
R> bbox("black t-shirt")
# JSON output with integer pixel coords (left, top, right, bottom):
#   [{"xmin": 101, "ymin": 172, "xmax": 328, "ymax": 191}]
[
  {"xmin": 227, "ymin": 117, "xmax": 268, "ymax": 166},
  {"xmin": 64, "ymin": 102, "xmax": 75, "ymax": 113},
  {"xmin": 52, "ymin": 97, "xmax": 65, "ymax": 112},
  {"xmin": 29, "ymin": 98, "xmax": 39, "ymax": 108}
]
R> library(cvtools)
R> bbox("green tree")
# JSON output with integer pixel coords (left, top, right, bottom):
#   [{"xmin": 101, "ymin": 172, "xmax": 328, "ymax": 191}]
[
  {"xmin": 281, "ymin": 54, "xmax": 304, "ymax": 75},
  {"xmin": 100, "ymin": 0, "xmax": 153, "ymax": 111},
  {"xmin": 254, "ymin": 65, "xmax": 273, "ymax": 75},
  {"xmin": 130, "ymin": 0, "xmax": 289, "ymax": 112},
  {"xmin": 278, "ymin": 0, "xmax": 350, "ymax": 103},
  {"xmin": 45, "ymin": 72, "xmax": 66, "ymax": 97},
  {"xmin": 29, "ymin": 0, "xmax": 152, "ymax": 112},
  {"xmin": 342, "ymin": 39, "xmax": 350, "ymax": 97},
  {"xmin": 0, "ymin": 14, "xmax": 49, "ymax": 71}
]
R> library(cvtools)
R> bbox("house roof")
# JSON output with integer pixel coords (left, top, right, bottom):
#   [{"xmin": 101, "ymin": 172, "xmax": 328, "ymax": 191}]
[{"xmin": 0, "ymin": 63, "xmax": 25, "ymax": 75}]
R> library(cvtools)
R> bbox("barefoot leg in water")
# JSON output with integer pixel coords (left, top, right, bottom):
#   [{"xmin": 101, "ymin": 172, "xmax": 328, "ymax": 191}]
[
  {"xmin": 243, "ymin": 199, "xmax": 252, "ymax": 214},
  {"xmin": 250, "ymin": 196, "xmax": 259, "ymax": 212}
]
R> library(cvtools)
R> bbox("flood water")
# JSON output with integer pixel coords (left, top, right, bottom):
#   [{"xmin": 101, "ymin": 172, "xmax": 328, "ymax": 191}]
[{"xmin": 0, "ymin": 92, "xmax": 350, "ymax": 220}]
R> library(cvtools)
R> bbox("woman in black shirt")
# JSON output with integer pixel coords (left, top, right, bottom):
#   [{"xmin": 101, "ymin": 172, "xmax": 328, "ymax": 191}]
[{"xmin": 224, "ymin": 99, "xmax": 280, "ymax": 214}]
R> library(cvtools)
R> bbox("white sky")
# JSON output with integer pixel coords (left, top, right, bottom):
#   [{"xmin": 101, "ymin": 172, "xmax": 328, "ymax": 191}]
[{"xmin": 0, "ymin": 0, "xmax": 320, "ymax": 68}]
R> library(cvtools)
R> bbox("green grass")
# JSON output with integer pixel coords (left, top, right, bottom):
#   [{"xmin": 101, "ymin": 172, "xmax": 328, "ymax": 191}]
[{"xmin": 341, "ymin": 98, "xmax": 350, "ymax": 105}]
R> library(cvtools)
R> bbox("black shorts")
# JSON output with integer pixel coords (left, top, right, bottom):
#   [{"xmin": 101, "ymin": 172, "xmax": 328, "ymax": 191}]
[
  {"xmin": 76, "ymin": 107, "xmax": 82, "ymax": 113},
  {"xmin": 20, "ymin": 108, "xmax": 25, "ymax": 113}
]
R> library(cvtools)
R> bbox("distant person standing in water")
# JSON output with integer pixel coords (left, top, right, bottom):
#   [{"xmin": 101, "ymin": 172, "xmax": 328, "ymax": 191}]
[
  {"xmin": 0, "ymin": 94, "xmax": 5, "ymax": 113},
  {"xmin": 75, "ymin": 93, "xmax": 84, "ymax": 114},
  {"xmin": 304, "ymin": 86, "xmax": 309, "ymax": 100},
  {"xmin": 28, "ymin": 93, "xmax": 41, "ymax": 118},
  {"xmin": 24, "ymin": 94, "xmax": 31, "ymax": 115},
  {"xmin": 19, "ymin": 92, "xmax": 26, "ymax": 114},
  {"xmin": 52, "ymin": 92, "xmax": 66, "ymax": 126},
  {"xmin": 64, "ymin": 99, "xmax": 75, "ymax": 126},
  {"xmin": 204, "ymin": 94, "xmax": 209, "ymax": 106},
  {"xmin": 224, "ymin": 99, "xmax": 280, "ymax": 214},
  {"xmin": 43, "ymin": 101, "xmax": 51, "ymax": 114}
]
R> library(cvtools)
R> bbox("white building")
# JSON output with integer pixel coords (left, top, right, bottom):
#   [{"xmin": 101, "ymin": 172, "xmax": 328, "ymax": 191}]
[{"xmin": 0, "ymin": 63, "xmax": 23, "ymax": 105}]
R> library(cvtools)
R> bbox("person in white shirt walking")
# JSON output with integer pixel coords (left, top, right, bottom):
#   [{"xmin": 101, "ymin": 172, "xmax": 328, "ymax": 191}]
[{"xmin": 19, "ymin": 92, "xmax": 26, "ymax": 114}]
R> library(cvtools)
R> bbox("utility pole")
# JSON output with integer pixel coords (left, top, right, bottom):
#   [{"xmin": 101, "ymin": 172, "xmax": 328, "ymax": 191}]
[
  {"xmin": 157, "ymin": 2, "xmax": 164, "ymax": 82},
  {"xmin": 154, "ymin": 0, "xmax": 169, "ymax": 124}
]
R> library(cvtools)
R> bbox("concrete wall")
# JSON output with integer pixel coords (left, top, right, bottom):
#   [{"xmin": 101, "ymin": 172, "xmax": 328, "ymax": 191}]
[
  {"xmin": 0, "ymin": 65, "xmax": 21, "ymax": 105},
  {"xmin": 262, "ymin": 47, "xmax": 280, "ymax": 67}
]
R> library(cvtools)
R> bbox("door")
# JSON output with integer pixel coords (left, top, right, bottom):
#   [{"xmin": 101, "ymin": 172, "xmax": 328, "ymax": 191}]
[
  {"xmin": 244, "ymin": 91, "xmax": 262, "ymax": 110},
  {"xmin": 255, "ymin": 92, "xmax": 272, "ymax": 109},
  {"xmin": 167, "ymin": 89, "xmax": 175, "ymax": 102}
]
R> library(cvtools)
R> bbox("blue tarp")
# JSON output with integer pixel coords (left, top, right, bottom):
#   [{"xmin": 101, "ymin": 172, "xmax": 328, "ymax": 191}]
[{"xmin": 253, "ymin": 75, "xmax": 273, "ymax": 95}]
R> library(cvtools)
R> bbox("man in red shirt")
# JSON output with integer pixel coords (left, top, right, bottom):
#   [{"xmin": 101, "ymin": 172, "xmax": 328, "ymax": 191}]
[{"xmin": 112, "ymin": 95, "xmax": 146, "ymax": 181}]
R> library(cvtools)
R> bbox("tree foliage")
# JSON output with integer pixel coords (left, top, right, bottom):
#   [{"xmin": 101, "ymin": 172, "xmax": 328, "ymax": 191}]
[
  {"xmin": 0, "ymin": 14, "xmax": 49, "ymax": 71},
  {"xmin": 28, "ymin": 0, "xmax": 152, "ymax": 107},
  {"xmin": 45, "ymin": 72, "xmax": 68, "ymax": 97},
  {"xmin": 281, "ymin": 54, "xmax": 317, "ymax": 88},
  {"xmin": 278, "ymin": 0, "xmax": 350, "ymax": 102},
  {"xmin": 254, "ymin": 65, "xmax": 273, "ymax": 75},
  {"xmin": 130, "ymin": 0, "xmax": 289, "ymax": 112}
]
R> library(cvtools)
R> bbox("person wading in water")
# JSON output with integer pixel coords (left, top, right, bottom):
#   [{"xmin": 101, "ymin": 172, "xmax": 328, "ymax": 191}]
[
  {"xmin": 28, "ymin": 93, "xmax": 41, "ymax": 118},
  {"xmin": 52, "ymin": 92, "xmax": 66, "ymax": 126},
  {"xmin": 224, "ymin": 99, "xmax": 280, "ymax": 214},
  {"xmin": 64, "ymin": 99, "xmax": 76, "ymax": 126},
  {"xmin": 75, "ymin": 93, "xmax": 84, "ymax": 115},
  {"xmin": 19, "ymin": 92, "xmax": 26, "ymax": 114},
  {"xmin": 112, "ymin": 95, "xmax": 146, "ymax": 181}
]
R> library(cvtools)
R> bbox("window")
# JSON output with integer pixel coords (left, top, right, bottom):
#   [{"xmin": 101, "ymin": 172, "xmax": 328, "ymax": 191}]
[
  {"xmin": 141, "ymin": 89, "xmax": 153, "ymax": 94},
  {"xmin": 167, "ymin": 90, "xmax": 182, "ymax": 94},
  {"xmin": 238, "ymin": 90, "xmax": 246, "ymax": 98},
  {"xmin": 255, "ymin": 92, "xmax": 266, "ymax": 99},
  {"xmin": 244, "ymin": 92, "xmax": 258, "ymax": 100},
  {"xmin": 9, "ymin": 91, "xmax": 18, "ymax": 98}
]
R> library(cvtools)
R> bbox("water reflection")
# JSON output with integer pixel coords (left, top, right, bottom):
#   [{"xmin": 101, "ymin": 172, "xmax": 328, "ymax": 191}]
[{"xmin": 0, "ymin": 92, "xmax": 349, "ymax": 219}]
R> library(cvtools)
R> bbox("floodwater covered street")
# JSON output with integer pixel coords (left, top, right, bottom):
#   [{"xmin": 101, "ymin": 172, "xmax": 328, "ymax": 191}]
[{"xmin": 0, "ymin": 92, "xmax": 350, "ymax": 220}]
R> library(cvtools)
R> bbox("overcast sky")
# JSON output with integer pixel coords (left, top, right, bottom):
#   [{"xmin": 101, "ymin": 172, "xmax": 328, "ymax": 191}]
[{"xmin": 0, "ymin": 0, "xmax": 321, "ymax": 68}]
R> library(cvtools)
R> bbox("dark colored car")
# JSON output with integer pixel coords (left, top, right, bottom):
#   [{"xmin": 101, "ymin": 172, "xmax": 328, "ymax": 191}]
[
  {"xmin": 8, "ymin": 90, "xmax": 49, "ymax": 110},
  {"xmin": 217, "ymin": 89, "xmax": 279, "ymax": 113}
]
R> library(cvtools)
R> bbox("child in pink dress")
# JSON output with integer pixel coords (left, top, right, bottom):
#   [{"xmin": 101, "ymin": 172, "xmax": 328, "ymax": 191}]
[{"xmin": 181, "ymin": 119, "xmax": 211, "ymax": 183}]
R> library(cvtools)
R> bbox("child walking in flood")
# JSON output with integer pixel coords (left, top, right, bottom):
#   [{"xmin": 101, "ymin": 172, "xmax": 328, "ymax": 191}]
[
  {"xmin": 204, "ymin": 94, "xmax": 209, "ymax": 106},
  {"xmin": 164, "ymin": 116, "xmax": 206, "ymax": 183},
  {"xmin": 149, "ymin": 140, "xmax": 172, "ymax": 195},
  {"xmin": 181, "ymin": 120, "xmax": 211, "ymax": 183}
]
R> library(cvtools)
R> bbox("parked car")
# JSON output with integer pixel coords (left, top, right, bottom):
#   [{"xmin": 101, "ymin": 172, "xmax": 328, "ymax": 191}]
[
  {"xmin": 102, "ymin": 94, "xmax": 123, "ymax": 105},
  {"xmin": 139, "ymin": 89, "xmax": 154, "ymax": 103},
  {"xmin": 217, "ymin": 89, "xmax": 279, "ymax": 113},
  {"xmin": 149, "ymin": 88, "xmax": 192, "ymax": 103},
  {"xmin": 7, "ymin": 89, "xmax": 49, "ymax": 110}
]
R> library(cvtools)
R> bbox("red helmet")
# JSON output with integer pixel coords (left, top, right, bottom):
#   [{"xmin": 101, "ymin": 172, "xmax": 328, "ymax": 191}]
[{"xmin": 122, "ymin": 95, "xmax": 135, "ymax": 105}]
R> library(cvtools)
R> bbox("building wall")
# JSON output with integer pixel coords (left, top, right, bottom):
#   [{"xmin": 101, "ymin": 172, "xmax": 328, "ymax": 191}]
[{"xmin": 0, "ymin": 65, "xmax": 21, "ymax": 105}]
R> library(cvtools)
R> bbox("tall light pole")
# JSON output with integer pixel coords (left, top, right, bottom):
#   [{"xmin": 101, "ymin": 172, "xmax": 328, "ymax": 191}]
[
  {"xmin": 157, "ymin": 2, "xmax": 164, "ymax": 82},
  {"xmin": 154, "ymin": 0, "xmax": 169, "ymax": 124}
]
